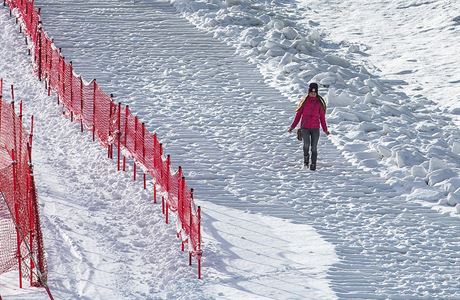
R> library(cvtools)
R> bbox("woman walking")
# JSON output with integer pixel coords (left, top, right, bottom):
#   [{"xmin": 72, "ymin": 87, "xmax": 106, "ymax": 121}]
[{"xmin": 288, "ymin": 83, "xmax": 329, "ymax": 170}]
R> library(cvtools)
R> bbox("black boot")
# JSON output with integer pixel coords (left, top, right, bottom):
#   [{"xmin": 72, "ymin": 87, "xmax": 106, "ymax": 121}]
[
  {"xmin": 304, "ymin": 154, "xmax": 309, "ymax": 167},
  {"xmin": 311, "ymin": 151, "xmax": 317, "ymax": 165},
  {"xmin": 310, "ymin": 151, "xmax": 317, "ymax": 171}
]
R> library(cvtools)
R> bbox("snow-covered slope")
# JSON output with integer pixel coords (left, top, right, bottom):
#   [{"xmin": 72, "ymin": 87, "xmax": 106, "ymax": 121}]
[
  {"xmin": 1, "ymin": 0, "xmax": 460, "ymax": 299},
  {"xmin": 168, "ymin": 0, "xmax": 460, "ymax": 217},
  {"xmin": 303, "ymin": 0, "xmax": 460, "ymax": 113}
]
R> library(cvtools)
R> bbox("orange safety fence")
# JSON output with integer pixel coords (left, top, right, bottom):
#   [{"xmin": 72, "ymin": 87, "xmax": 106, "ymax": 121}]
[
  {"xmin": 4, "ymin": 0, "xmax": 203, "ymax": 278},
  {"xmin": 0, "ymin": 79, "xmax": 52, "ymax": 298}
]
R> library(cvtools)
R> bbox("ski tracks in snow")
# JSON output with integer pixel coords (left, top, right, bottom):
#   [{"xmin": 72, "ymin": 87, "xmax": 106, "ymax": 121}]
[{"xmin": 14, "ymin": 0, "xmax": 460, "ymax": 298}]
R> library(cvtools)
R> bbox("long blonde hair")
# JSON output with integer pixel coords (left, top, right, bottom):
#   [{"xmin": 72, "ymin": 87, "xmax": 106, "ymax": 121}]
[{"xmin": 295, "ymin": 95, "xmax": 308, "ymax": 111}]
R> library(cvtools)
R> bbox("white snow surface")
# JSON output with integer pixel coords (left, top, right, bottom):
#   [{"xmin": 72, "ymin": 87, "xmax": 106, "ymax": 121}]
[{"xmin": 1, "ymin": 0, "xmax": 460, "ymax": 299}]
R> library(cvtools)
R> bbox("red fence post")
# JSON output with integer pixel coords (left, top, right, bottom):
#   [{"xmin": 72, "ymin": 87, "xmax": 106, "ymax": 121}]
[
  {"xmin": 43, "ymin": 26, "xmax": 48, "ymax": 82},
  {"xmin": 117, "ymin": 102, "xmax": 121, "ymax": 171},
  {"xmin": 177, "ymin": 167, "xmax": 182, "ymax": 218},
  {"xmin": 159, "ymin": 143, "xmax": 163, "ymax": 172},
  {"xmin": 30, "ymin": 115, "xmax": 34, "ymax": 145},
  {"xmin": 43, "ymin": 34, "xmax": 47, "ymax": 88},
  {"xmin": 142, "ymin": 122, "xmax": 146, "ymax": 189},
  {"xmin": 165, "ymin": 155, "xmax": 170, "ymax": 224},
  {"xmin": 56, "ymin": 53, "xmax": 61, "ymax": 103},
  {"xmin": 152, "ymin": 133, "xmax": 157, "ymax": 203},
  {"xmin": 181, "ymin": 176, "xmax": 185, "ymax": 233},
  {"xmin": 179, "ymin": 172, "xmax": 185, "ymax": 251},
  {"xmin": 18, "ymin": 101, "xmax": 23, "ymax": 169},
  {"xmin": 160, "ymin": 145, "xmax": 164, "ymax": 211},
  {"xmin": 133, "ymin": 116, "xmax": 138, "ymax": 181},
  {"xmin": 153, "ymin": 133, "xmax": 157, "ymax": 171},
  {"xmin": 37, "ymin": 24, "xmax": 42, "ymax": 81},
  {"xmin": 58, "ymin": 54, "xmax": 64, "ymax": 105},
  {"xmin": 0, "ymin": 94, "xmax": 3, "ymax": 135},
  {"xmin": 124, "ymin": 105, "xmax": 128, "ymax": 147},
  {"xmin": 80, "ymin": 77, "xmax": 83, "ymax": 132},
  {"xmin": 133, "ymin": 163, "xmax": 137, "ymax": 181},
  {"xmin": 159, "ymin": 143, "xmax": 163, "ymax": 207},
  {"xmin": 92, "ymin": 80, "xmax": 96, "ymax": 141},
  {"xmin": 142, "ymin": 123, "xmax": 145, "ymax": 161},
  {"xmin": 11, "ymin": 101, "xmax": 23, "ymax": 286},
  {"xmin": 197, "ymin": 206, "xmax": 202, "ymax": 279},
  {"xmin": 27, "ymin": 143, "xmax": 32, "ymax": 165},
  {"xmin": 27, "ymin": 164, "xmax": 34, "ymax": 285},
  {"xmin": 134, "ymin": 116, "xmax": 138, "ymax": 152},
  {"xmin": 108, "ymin": 94, "xmax": 114, "ymax": 159},
  {"xmin": 11, "ymin": 150, "xmax": 23, "ymax": 288},
  {"xmin": 28, "ymin": 116, "xmax": 34, "ymax": 164},
  {"xmin": 24, "ymin": 1, "xmax": 28, "ymax": 23},
  {"xmin": 47, "ymin": 39, "xmax": 53, "ymax": 96},
  {"xmin": 189, "ymin": 188, "xmax": 194, "ymax": 266},
  {"xmin": 11, "ymin": 102, "xmax": 17, "ymax": 161},
  {"xmin": 0, "ymin": 98, "xmax": 2, "ymax": 147},
  {"xmin": 153, "ymin": 132, "xmax": 157, "ymax": 158},
  {"xmin": 69, "ymin": 61, "xmax": 73, "ymax": 121},
  {"xmin": 61, "ymin": 56, "xmax": 66, "ymax": 102},
  {"xmin": 166, "ymin": 153, "xmax": 170, "ymax": 188},
  {"xmin": 166, "ymin": 201, "xmax": 169, "ymax": 224},
  {"xmin": 28, "ymin": 2, "xmax": 32, "ymax": 33},
  {"xmin": 177, "ymin": 167, "xmax": 183, "ymax": 224}
]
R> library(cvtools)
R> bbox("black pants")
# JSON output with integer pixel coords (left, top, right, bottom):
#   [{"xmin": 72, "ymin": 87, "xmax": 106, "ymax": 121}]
[{"xmin": 301, "ymin": 128, "xmax": 320, "ymax": 165}]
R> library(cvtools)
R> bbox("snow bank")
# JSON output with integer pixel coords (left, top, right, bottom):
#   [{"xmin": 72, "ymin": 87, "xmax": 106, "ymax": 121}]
[
  {"xmin": 407, "ymin": 188, "xmax": 443, "ymax": 202},
  {"xmin": 327, "ymin": 89, "xmax": 355, "ymax": 107}
]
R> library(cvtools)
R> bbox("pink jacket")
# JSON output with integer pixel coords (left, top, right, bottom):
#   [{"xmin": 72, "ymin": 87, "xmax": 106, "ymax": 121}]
[{"xmin": 290, "ymin": 96, "xmax": 328, "ymax": 132}]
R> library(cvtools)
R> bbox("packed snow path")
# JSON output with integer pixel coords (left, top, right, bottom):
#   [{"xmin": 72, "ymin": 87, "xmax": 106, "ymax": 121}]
[{"xmin": 6, "ymin": 0, "xmax": 459, "ymax": 298}]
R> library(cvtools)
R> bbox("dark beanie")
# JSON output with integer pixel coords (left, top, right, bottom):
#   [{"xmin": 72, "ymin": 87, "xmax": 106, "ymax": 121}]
[{"xmin": 308, "ymin": 82, "xmax": 319, "ymax": 93}]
